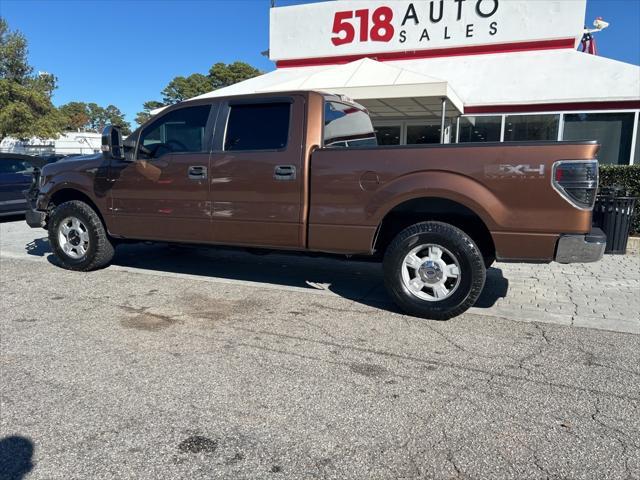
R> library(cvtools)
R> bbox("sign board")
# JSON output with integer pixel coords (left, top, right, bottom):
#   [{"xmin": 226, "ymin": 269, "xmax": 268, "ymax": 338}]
[{"xmin": 270, "ymin": 0, "xmax": 587, "ymax": 64}]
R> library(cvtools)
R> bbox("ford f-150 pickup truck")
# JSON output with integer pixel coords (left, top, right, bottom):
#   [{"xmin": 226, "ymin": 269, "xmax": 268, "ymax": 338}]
[{"xmin": 26, "ymin": 91, "xmax": 605, "ymax": 319}]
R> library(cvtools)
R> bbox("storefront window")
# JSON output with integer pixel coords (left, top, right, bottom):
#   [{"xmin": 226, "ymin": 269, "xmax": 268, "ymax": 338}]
[
  {"xmin": 504, "ymin": 114, "xmax": 559, "ymax": 142},
  {"xmin": 407, "ymin": 124, "xmax": 441, "ymax": 144},
  {"xmin": 563, "ymin": 112, "xmax": 635, "ymax": 165},
  {"xmin": 458, "ymin": 116, "xmax": 501, "ymax": 142},
  {"xmin": 374, "ymin": 125, "xmax": 401, "ymax": 146}
]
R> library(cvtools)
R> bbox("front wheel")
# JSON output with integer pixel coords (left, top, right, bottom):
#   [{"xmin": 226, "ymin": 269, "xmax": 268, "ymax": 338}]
[
  {"xmin": 383, "ymin": 222, "xmax": 486, "ymax": 320},
  {"xmin": 48, "ymin": 200, "xmax": 115, "ymax": 271}
]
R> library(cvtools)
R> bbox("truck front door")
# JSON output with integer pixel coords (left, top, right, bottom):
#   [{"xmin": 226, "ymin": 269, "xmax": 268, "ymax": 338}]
[
  {"xmin": 208, "ymin": 96, "xmax": 305, "ymax": 248},
  {"xmin": 109, "ymin": 103, "xmax": 215, "ymax": 243}
]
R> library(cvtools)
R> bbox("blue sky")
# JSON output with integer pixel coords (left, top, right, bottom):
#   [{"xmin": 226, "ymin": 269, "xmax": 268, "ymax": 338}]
[{"xmin": 1, "ymin": 0, "xmax": 638, "ymax": 125}]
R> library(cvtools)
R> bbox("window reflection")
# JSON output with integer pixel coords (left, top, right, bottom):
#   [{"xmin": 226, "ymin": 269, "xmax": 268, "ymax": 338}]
[
  {"xmin": 563, "ymin": 112, "xmax": 635, "ymax": 165},
  {"xmin": 458, "ymin": 116, "xmax": 501, "ymax": 142},
  {"xmin": 504, "ymin": 114, "xmax": 559, "ymax": 142},
  {"xmin": 375, "ymin": 126, "xmax": 401, "ymax": 146},
  {"xmin": 406, "ymin": 124, "xmax": 441, "ymax": 144}
]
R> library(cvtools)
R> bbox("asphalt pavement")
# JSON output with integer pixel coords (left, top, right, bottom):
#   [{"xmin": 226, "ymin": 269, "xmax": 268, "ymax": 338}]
[{"xmin": 1, "ymin": 217, "xmax": 639, "ymax": 479}]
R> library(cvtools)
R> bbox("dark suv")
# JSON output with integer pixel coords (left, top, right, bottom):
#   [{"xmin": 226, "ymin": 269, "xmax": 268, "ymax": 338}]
[{"xmin": 0, "ymin": 153, "xmax": 63, "ymax": 217}]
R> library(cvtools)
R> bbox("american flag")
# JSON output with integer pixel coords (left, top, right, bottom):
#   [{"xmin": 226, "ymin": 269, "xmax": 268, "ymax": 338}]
[{"xmin": 581, "ymin": 31, "xmax": 597, "ymax": 55}]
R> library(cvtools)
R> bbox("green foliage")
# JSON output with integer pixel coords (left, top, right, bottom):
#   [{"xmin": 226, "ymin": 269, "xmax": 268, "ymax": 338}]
[
  {"xmin": 104, "ymin": 105, "xmax": 130, "ymax": 135},
  {"xmin": 208, "ymin": 61, "xmax": 262, "ymax": 90},
  {"xmin": 0, "ymin": 17, "xmax": 63, "ymax": 140},
  {"xmin": 598, "ymin": 165, "xmax": 640, "ymax": 235},
  {"xmin": 59, "ymin": 101, "xmax": 91, "ymax": 131},
  {"xmin": 0, "ymin": 17, "xmax": 31, "ymax": 81},
  {"xmin": 161, "ymin": 73, "xmax": 212, "ymax": 104},
  {"xmin": 0, "ymin": 78, "xmax": 63, "ymax": 140},
  {"xmin": 58, "ymin": 101, "xmax": 131, "ymax": 135},
  {"xmin": 135, "ymin": 100, "xmax": 164, "ymax": 126},
  {"xmin": 136, "ymin": 61, "xmax": 262, "ymax": 125}
]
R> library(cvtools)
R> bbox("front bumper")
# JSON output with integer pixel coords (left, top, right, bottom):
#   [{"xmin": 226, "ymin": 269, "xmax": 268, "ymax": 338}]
[
  {"xmin": 25, "ymin": 207, "xmax": 47, "ymax": 228},
  {"xmin": 555, "ymin": 228, "xmax": 606, "ymax": 263}
]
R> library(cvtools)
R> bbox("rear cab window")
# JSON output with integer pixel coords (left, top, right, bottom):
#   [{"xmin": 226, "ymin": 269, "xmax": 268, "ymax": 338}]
[
  {"xmin": 224, "ymin": 102, "xmax": 291, "ymax": 151},
  {"xmin": 323, "ymin": 100, "xmax": 377, "ymax": 148}
]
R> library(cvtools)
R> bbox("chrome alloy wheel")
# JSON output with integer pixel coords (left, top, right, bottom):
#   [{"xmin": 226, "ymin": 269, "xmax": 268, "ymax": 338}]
[
  {"xmin": 401, "ymin": 244, "xmax": 461, "ymax": 302},
  {"xmin": 58, "ymin": 216, "xmax": 90, "ymax": 260}
]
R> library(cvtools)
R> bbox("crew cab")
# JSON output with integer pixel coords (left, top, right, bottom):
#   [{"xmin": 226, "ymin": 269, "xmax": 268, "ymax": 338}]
[{"xmin": 26, "ymin": 91, "xmax": 605, "ymax": 319}]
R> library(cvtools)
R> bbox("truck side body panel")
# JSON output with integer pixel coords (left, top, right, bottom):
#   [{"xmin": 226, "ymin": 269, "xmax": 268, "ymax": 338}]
[{"xmin": 308, "ymin": 143, "xmax": 598, "ymax": 260}]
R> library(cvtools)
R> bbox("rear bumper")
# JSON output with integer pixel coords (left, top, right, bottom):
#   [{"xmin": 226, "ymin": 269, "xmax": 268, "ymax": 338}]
[{"xmin": 554, "ymin": 228, "xmax": 606, "ymax": 264}]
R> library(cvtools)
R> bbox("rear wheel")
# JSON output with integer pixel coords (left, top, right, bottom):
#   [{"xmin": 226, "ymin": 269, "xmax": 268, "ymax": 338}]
[
  {"xmin": 48, "ymin": 200, "xmax": 115, "ymax": 271},
  {"xmin": 383, "ymin": 222, "xmax": 486, "ymax": 320}
]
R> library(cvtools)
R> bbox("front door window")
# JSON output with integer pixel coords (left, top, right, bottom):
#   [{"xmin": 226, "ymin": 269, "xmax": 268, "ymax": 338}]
[{"xmin": 138, "ymin": 105, "xmax": 211, "ymax": 159}]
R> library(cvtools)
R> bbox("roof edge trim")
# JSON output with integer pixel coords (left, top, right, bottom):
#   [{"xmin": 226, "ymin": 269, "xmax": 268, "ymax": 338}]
[
  {"xmin": 466, "ymin": 100, "xmax": 640, "ymax": 114},
  {"xmin": 275, "ymin": 38, "xmax": 576, "ymax": 68}
]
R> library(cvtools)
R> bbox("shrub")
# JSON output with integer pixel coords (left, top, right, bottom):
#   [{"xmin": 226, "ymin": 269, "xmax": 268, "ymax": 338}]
[{"xmin": 598, "ymin": 164, "xmax": 640, "ymax": 235}]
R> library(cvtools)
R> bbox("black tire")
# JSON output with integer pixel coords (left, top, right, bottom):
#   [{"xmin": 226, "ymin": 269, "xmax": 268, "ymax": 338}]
[
  {"xmin": 483, "ymin": 254, "xmax": 496, "ymax": 269},
  {"xmin": 48, "ymin": 200, "xmax": 115, "ymax": 271},
  {"xmin": 383, "ymin": 221, "xmax": 486, "ymax": 320}
]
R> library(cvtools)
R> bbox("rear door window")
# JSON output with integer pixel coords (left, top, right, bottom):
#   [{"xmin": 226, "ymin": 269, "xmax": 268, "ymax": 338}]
[
  {"xmin": 224, "ymin": 103, "xmax": 291, "ymax": 151},
  {"xmin": 324, "ymin": 101, "xmax": 377, "ymax": 148}
]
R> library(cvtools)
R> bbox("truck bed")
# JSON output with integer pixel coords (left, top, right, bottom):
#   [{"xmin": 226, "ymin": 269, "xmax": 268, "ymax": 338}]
[{"xmin": 307, "ymin": 141, "xmax": 599, "ymax": 261}]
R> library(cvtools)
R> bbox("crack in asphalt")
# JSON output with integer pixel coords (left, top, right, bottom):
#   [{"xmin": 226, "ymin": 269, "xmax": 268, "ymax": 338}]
[
  {"xmin": 228, "ymin": 326, "xmax": 640, "ymax": 403},
  {"xmin": 590, "ymin": 397, "xmax": 636, "ymax": 479}
]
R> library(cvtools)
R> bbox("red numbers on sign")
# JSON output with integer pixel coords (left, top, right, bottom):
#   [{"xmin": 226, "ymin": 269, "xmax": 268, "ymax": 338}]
[
  {"xmin": 331, "ymin": 11, "xmax": 355, "ymax": 46},
  {"xmin": 355, "ymin": 9, "xmax": 369, "ymax": 42},
  {"xmin": 371, "ymin": 7, "xmax": 394, "ymax": 42},
  {"xmin": 331, "ymin": 7, "xmax": 394, "ymax": 46}
]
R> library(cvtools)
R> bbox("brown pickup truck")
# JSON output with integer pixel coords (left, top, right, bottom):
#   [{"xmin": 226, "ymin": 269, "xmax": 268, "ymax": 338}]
[{"xmin": 26, "ymin": 91, "xmax": 605, "ymax": 319}]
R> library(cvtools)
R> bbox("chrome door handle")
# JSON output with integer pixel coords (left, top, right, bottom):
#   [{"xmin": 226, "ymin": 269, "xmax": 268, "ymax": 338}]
[
  {"xmin": 274, "ymin": 165, "xmax": 296, "ymax": 181},
  {"xmin": 188, "ymin": 165, "xmax": 207, "ymax": 180}
]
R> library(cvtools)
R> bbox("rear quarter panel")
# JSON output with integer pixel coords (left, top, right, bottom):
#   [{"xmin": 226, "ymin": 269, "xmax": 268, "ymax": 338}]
[{"xmin": 308, "ymin": 142, "xmax": 599, "ymax": 259}]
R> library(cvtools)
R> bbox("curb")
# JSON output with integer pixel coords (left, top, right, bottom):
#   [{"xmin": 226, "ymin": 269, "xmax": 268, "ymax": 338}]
[{"xmin": 627, "ymin": 236, "xmax": 640, "ymax": 255}]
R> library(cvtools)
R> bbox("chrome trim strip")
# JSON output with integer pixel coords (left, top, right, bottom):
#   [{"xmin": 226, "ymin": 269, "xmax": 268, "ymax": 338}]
[{"xmin": 0, "ymin": 199, "xmax": 26, "ymax": 206}]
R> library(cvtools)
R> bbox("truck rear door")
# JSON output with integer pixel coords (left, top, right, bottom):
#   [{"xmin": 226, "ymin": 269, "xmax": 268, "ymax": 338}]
[{"xmin": 208, "ymin": 95, "xmax": 306, "ymax": 248}]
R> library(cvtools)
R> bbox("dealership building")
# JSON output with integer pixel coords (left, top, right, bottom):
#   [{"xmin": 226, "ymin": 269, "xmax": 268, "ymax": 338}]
[{"xmin": 193, "ymin": 0, "xmax": 640, "ymax": 165}]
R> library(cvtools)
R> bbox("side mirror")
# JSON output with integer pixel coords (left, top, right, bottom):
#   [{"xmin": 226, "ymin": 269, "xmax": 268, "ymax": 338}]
[{"xmin": 101, "ymin": 125, "xmax": 125, "ymax": 161}]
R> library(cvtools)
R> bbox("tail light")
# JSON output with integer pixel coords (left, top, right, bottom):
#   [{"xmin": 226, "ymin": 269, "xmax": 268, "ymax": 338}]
[{"xmin": 552, "ymin": 160, "xmax": 598, "ymax": 210}]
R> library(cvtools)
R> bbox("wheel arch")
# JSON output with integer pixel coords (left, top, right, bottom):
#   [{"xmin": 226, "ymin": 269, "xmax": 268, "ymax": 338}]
[
  {"xmin": 48, "ymin": 188, "xmax": 108, "ymax": 229},
  {"xmin": 373, "ymin": 197, "xmax": 496, "ymax": 263}
]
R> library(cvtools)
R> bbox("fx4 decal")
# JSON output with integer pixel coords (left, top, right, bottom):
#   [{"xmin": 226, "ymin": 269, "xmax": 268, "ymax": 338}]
[{"xmin": 485, "ymin": 164, "xmax": 545, "ymax": 179}]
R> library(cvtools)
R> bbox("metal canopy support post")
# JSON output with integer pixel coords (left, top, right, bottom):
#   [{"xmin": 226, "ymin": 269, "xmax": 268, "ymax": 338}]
[
  {"xmin": 440, "ymin": 98, "xmax": 447, "ymax": 144},
  {"xmin": 630, "ymin": 111, "xmax": 638, "ymax": 165}
]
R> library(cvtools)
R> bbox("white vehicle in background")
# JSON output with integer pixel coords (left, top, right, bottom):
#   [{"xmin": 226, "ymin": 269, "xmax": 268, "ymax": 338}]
[{"xmin": 0, "ymin": 132, "xmax": 102, "ymax": 157}]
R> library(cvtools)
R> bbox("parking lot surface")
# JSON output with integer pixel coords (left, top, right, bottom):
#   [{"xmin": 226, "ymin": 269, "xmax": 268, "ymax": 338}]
[{"xmin": 1, "ymin": 218, "xmax": 639, "ymax": 479}]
